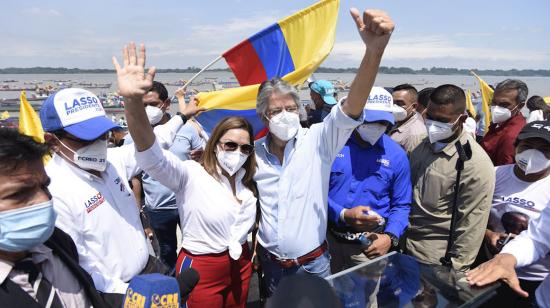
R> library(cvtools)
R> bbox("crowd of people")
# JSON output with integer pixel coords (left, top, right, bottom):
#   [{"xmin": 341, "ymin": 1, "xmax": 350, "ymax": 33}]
[{"xmin": 1, "ymin": 6, "xmax": 550, "ymax": 308}]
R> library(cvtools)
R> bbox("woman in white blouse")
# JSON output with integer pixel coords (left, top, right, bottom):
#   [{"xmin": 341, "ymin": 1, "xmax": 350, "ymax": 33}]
[{"xmin": 113, "ymin": 43, "xmax": 257, "ymax": 308}]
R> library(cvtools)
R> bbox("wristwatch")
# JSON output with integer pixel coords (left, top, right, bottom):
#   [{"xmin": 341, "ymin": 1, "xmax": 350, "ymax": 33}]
[
  {"xmin": 383, "ymin": 232, "xmax": 399, "ymax": 248},
  {"xmin": 176, "ymin": 112, "xmax": 188, "ymax": 124}
]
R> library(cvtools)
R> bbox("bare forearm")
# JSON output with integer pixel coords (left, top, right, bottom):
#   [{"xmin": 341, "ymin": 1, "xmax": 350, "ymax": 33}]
[
  {"xmin": 342, "ymin": 48, "xmax": 384, "ymax": 119},
  {"xmin": 124, "ymin": 97, "xmax": 156, "ymax": 152}
]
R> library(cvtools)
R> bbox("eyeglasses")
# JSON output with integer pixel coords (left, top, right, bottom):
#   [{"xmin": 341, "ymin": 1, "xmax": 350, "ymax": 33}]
[
  {"xmin": 219, "ymin": 141, "xmax": 254, "ymax": 156},
  {"xmin": 266, "ymin": 106, "xmax": 299, "ymax": 118}
]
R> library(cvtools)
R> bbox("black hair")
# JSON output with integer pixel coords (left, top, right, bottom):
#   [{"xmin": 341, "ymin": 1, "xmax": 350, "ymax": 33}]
[
  {"xmin": 526, "ymin": 95, "xmax": 550, "ymax": 119},
  {"xmin": 393, "ymin": 84, "xmax": 418, "ymax": 102},
  {"xmin": 495, "ymin": 79, "xmax": 528, "ymax": 104},
  {"xmin": 150, "ymin": 81, "xmax": 169, "ymax": 102},
  {"xmin": 418, "ymin": 87, "xmax": 435, "ymax": 108},
  {"xmin": 429, "ymin": 84, "xmax": 466, "ymax": 115},
  {"xmin": 0, "ymin": 128, "xmax": 49, "ymax": 172}
]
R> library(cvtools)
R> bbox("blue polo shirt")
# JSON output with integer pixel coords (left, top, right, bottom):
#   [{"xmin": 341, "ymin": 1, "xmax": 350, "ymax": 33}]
[{"xmin": 328, "ymin": 133, "xmax": 411, "ymax": 238}]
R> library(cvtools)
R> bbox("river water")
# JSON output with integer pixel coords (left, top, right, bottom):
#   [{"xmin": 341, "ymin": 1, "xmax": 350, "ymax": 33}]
[{"xmin": 1, "ymin": 72, "xmax": 549, "ymax": 117}]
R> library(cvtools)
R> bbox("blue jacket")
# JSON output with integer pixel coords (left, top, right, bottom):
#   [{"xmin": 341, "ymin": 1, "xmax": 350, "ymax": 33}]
[{"xmin": 328, "ymin": 133, "xmax": 412, "ymax": 238}]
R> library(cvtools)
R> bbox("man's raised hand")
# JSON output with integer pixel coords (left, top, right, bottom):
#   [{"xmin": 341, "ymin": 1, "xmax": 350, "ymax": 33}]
[
  {"xmin": 112, "ymin": 42, "xmax": 156, "ymax": 99},
  {"xmin": 350, "ymin": 8, "xmax": 394, "ymax": 54}
]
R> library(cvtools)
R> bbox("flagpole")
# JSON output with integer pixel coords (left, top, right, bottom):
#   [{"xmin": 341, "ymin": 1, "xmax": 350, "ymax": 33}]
[{"xmin": 181, "ymin": 55, "xmax": 223, "ymax": 89}]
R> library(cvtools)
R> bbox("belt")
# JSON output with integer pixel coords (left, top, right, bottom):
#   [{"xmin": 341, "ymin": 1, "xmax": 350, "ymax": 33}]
[{"xmin": 267, "ymin": 241, "xmax": 328, "ymax": 268}]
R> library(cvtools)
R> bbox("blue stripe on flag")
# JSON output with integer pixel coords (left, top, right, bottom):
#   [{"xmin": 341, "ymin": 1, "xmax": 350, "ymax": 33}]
[{"xmin": 249, "ymin": 23, "xmax": 295, "ymax": 80}]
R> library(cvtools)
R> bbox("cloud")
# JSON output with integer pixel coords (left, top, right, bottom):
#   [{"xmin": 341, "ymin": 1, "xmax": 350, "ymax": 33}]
[
  {"xmin": 144, "ymin": 14, "xmax": 280, "ymax": 59},
  {"xmin": 500, "ymin": 26, "xmax": 544, "ymax": 33},
  {"xmin": 330, "ymin": 35, "xmax": 550, "ymax": 67},
  {"xmin": 454, "ymin": 32, "xmax": 494, "ymax": 37},
  {"xmin": 22, "ymin": 7, "xmax": 62, "ymax": 17}
]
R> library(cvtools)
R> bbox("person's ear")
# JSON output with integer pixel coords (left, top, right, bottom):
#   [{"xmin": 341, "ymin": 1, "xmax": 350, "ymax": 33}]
[{"xmin": 44, "ymin": 133, "xmax": 60, "ymax": 153}]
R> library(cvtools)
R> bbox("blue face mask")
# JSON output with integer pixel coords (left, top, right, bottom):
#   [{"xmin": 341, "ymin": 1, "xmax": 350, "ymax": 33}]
[{"xmin": 0, "ymin": 200, "xmax": 57, "ymax": 252}]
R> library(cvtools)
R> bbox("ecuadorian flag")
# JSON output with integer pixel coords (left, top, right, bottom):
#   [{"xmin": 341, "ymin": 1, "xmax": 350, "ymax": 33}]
[{"xmin": 196, "ymin": 0, "xmax": 339, "ymax": 138}]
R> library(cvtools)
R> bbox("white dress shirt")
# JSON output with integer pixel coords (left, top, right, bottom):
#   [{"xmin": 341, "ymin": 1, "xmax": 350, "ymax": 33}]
[
  {"xmin": 135, "ymin": 141, "xmax": 257, "ymax": 260},
  {"xmin": 46, "ymin": 116, "xmax": 184, "ymax": 294},
  {"xmin": 254, "ymin": 102, "xmax": 363, "ymax": 259},
  {"xmin": 501, "ymin": 201, "xmax": 550, "ymax": 307}
]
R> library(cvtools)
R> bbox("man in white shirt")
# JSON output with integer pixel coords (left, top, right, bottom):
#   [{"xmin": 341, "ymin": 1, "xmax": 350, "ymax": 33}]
[
  {"xmin": 467, "ymin": 120, "xmax": 550, "ymax": 308},
  {"xmin": 39, "ymin": 88, "xmax": 189, "ymax": 306},
  {"xmin": 0, "ymin": 128, "xmax": 106, "ymax": 308},
  {"xmin": 253, "ymin": 8, "xmax": 395, "ymax": 296}
]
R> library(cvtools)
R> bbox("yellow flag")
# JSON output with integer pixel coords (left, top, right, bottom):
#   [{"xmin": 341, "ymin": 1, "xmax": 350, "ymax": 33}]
[
  {"xmin": 19, "ymin": 91, "xmax": 50, "ymax": 163},
  {"xmin": 465, "ymin": 89, "xmax": 477, "ymax": 118},
  {"xmin": 545, "ymin": 96, "xmax": 550, "ymax": 104},
  {"xmin": 471, "ymin": 71, "xmax": 494, "ymax": 134},
  {"xmin": 1, "ymin": 111, "xmax": 9, "ymax": 120}
]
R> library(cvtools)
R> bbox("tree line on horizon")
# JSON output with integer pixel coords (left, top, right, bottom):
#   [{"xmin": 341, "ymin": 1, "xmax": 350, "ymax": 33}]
[{"xmin": 1, "ymin": 66, "xmax": 549, "ymax": 77}]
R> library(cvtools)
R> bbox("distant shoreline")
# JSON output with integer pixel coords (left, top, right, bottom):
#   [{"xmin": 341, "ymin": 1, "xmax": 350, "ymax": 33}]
[{"xmin": 1, "ymin": 66, "xmax": 549, "ymax": 77}]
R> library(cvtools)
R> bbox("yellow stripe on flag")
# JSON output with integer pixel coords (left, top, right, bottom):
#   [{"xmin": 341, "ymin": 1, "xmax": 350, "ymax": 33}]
[
  {"xmin": 471, "ymin": 72, "xmax": 494, "ymax": 134},
  {"xmin": 197, "ymin": 84, "xmax": 259, "ymax": 111},
  {"xmin": 278, "ymin": 0, "xmax": 339, "ymax": 85},
  {"xmin": 18, "ymin": 91, "xmax": 50, "ymax": 164},
  {"xmin": 465, "ymin": 89, "xmax": 477, "ymax": 118},
  {"xmin": 545, "ymin": 96, "xmax": 550, "ymax": 104}
]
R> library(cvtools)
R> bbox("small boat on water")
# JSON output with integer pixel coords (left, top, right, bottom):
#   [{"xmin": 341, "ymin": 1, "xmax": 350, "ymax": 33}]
[{"xmin": 0, "ymin": 85, "xmax": 38, "ymax": 91}]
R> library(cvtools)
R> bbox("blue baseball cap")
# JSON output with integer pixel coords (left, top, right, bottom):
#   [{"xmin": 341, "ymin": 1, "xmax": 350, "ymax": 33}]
[
  {"xmin": 310, "ymin": 80, "xmax": 337, "ymax": 105},
  {"xmin": 40, "ymin": 88, "xmax": 119, "ymax": 141},
  {"xmin": 363, "ymin": 87, "xmax": 395, "ymax": 125}
]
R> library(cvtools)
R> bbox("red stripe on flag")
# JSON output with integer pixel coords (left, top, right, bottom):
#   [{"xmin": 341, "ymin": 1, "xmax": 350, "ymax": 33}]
[
  {"xmin": 223, "ymin": 40, "xmax": 268, "ymax": 86},
  {"xmin": 254, "ymin": 127, "xmax": 269, "ymax": 140}
]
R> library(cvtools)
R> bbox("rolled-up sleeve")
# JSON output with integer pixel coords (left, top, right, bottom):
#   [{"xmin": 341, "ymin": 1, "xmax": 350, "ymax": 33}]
[
  {"xmin": 135, "ymin": 139, "xmax": 189, "ymax": 192},
  {"xmin": 501, "ymin": 203, "xmax": 550, "ymax": 268}
]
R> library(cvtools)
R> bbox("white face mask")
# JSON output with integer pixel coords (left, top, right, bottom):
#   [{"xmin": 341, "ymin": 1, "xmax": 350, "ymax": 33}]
[
  {"xmin": 357, "ymin": 123, "xmax": 387, "ymax": 145},
  {"xmin": 60, "ymin": 138, "xmax": 108, "ymax": 172},
  {"xmin": 145, "ymin": 105, "xmax": 164, "ymax": 125},
  {"xmin": 268, "ymin": 111, "xmax": 300, "ymax": 141},
  {"xmin": 527, "ymin": 110, "xmax": 545, "ymax": 123},
  {"xmin": 392, "ymin": 105, "xmax": 408, "ymax": 122},
  {"xmin": 515, "ymin": 148, "xmax": 550, "ymax": 175},
  {"xmin": 216, "ymin": 149, "xmax": 248, "ymax": 176},
  {"xmin": 425, "ymin": 118, "xmax": 458, "ymax": 144},
  {"xmin": 491, "ymin": 105, "xmax": 513, "ymax": 124}
]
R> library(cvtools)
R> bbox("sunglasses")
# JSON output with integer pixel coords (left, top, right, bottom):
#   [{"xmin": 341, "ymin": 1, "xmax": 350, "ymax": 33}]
[{"xmin": 219, "ymin": 141, "xmax": 254, "ymax": 156}]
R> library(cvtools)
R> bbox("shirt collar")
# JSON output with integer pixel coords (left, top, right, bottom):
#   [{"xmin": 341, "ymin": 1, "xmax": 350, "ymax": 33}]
[
  {"xmin": 396, "ymin": 112, "xmax": 423, "ymax": 133},
  {"xmin": 215, "ymin": 165, "xmax": 246, "ymax": 183},
  {"xmin": 0, "ymin": 244, "xmax": 51, "ymax": 284},
  {"xmin": 493, "ymin": 113, "xmax": 525, "ymax": 130},
  {"xmin": 261, "ymin": 132, "xmax": 299, "ymax": 156},
  {"xmin": 0, "ymin": 258, "xmax": 13, "ymax": 284},
  {"xmin": 440, "ymin": 131, "xmax": 470, "ymax": 157}
]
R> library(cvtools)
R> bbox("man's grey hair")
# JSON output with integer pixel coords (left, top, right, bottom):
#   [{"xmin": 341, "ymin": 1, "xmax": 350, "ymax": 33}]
[
  {"xmin": 495, "ymin": 79, "xmax": 529, "ymax": 104},
  {"xmin": 256, "ymin": 78, "xmax": 300, "ymax": 117}
]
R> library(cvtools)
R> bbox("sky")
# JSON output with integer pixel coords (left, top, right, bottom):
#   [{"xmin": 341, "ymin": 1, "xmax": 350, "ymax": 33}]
[{"xmin": 1, "ymin": 0, "xmax": 549, "ymax": 70}]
